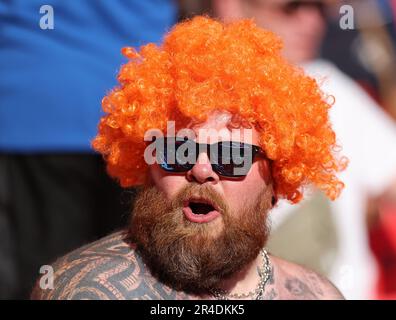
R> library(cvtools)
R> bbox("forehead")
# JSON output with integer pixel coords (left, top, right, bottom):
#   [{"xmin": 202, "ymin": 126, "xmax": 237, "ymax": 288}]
[{"xmin": 188, "ymin": 111, "xmax": 260, "ymax": 145}]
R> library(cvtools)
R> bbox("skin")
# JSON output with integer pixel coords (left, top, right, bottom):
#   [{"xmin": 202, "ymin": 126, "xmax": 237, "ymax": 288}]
[
  {"xmin": 31, "ymin": 112, "xmax": 344, "ymax": 300},
  {"xmin": 149, "ymin": 111, "xmax": 272, "ymax": 237},
  {"xmin": 212, "ymin": 0, "xmax": 328, "ymax": 64},
  {"xmin": 30, "ymin": 231, "xmax": 343, "ymax": 300}
]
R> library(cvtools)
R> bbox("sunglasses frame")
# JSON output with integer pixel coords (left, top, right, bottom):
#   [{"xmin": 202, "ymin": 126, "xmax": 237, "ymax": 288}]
[{"xmin": 153, "ymin": 137, "xmax": 267, "ymax": 178}]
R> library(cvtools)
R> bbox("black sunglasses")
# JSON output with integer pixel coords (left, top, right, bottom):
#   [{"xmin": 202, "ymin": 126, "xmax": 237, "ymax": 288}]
[{"xmin": 153, "ymin": 137, "xmax": 266, "ymax": 177}]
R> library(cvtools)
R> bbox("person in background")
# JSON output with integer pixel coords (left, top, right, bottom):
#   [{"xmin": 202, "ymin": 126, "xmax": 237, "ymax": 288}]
[
  {"xmin": 320, "ymin": 0, "xmax": 396, "ymax": 299},
  {"xmin": 322, "ymin": 0, "xmax": 396, "ymax": 121},
  {"xmin": 0, "ymin": 0, "xmax": 177, "ymax": 299},
  {"xmin": 199, "ymin": 0, "xmax": 396, "ymax": 299}
]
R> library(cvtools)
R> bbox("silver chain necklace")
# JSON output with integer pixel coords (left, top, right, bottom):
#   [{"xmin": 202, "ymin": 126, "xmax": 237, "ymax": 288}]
[{"xmin": 210, "ymin": 249, "xmax": 271, "ymax": 300}]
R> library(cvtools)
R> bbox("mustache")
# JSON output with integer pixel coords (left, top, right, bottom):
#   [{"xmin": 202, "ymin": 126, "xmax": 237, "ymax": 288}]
[{"xmin": 169, "ymin": 183, "xmax": 229, "ymax": 215}]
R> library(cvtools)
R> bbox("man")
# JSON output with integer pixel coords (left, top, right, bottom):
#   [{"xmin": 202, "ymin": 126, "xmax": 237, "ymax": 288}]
[
  {"xmin": 32, "ymin": 16, "xmax": 345, "ymax": 300},
  {"xmin": 211, "ymin": 0, "xmax": 396, "ymax": 299}
]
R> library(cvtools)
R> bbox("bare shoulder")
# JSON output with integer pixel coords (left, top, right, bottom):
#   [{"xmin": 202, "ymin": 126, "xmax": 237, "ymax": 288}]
[
  {"xmin": 30, "ymin": 230, "xmax": 190, "ymax": 300},
  {"xmin": 269, "ymin": 255, "xmax": 345, "ymax": 300}
]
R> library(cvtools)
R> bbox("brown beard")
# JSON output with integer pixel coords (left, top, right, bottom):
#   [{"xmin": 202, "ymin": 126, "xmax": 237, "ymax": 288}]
[{"xmin": 129, "ymin": 183, "xmax": 272, "ymax": 295}]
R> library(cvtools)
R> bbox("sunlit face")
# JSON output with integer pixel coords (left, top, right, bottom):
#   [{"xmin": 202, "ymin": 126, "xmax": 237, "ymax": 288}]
[
  {"xmin": 131, "ymin": 111, "xmax": 273, "ymax": 293},
  {"xmin": 148, "ymin": 111, "xmax": 273, "ymax": 227},
  {"xmin": 214, "ymin": 0, "xmax": 327, "ymax": 64}
]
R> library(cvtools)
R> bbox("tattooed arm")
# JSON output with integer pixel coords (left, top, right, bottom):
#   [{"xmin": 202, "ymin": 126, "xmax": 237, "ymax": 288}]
[
  {"xmin": 282, "ymin": 270, "xmax": 345, "ymax": 300},
  {"xmin": 30, "ymin": 232, "xmax": 344, "ymax": 300},
  {"xmin": 263, "ymin": 255, "xmax": 345, "ymax": 300},
  {"xmin": 31, "ymin": 231, "xmax": 194, "ymax": 300}
]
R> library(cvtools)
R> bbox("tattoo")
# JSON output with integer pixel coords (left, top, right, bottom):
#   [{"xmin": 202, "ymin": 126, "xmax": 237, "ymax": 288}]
[
  {"xmin": 304, "ymin": 269, "xmax": 344, "ymax": 299},
  {"xmin": 261, "ymin": 262, "xmax": 278, "ymax": 300},
  {"xmin": 283, "ymin": 268, "xmax": 344, "ymax": 300},
  {"xmin": 263, "ymin": 288, "xmax": 278, "ymax": 300},
  {"xmin": 284, "ymin": 278, "xmax": 318, "ymax": 300},
  {"xmin": 31, "ymin": 231, "xmax": 195, "ymax": 300},
  {"xmin": 30, "ymin": 233, "xmax": 344, "ymax": 300},
  {"xmin": 305, "ymin": 270, "xmax": 324, "ymax": 296},
  {"xmin": 266, "ymin": 264, "xmax": 275, "ymax": 285}
]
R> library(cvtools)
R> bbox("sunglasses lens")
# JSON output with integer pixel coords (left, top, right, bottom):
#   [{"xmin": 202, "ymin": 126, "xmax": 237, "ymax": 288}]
[
  {"xmin": 159, "ymin": 159, "xmax": 192, "ymax": 172},
  {"xmin": 157, "ymin": 138, "xmax": 194, "ymax": 172},
  {"xmin": 214, "ymin": 142, "xmax": 254, "ymax": 176},
  {"xmin": 213, "ymin": 163, "xmax": 249, "ymax": 177}
]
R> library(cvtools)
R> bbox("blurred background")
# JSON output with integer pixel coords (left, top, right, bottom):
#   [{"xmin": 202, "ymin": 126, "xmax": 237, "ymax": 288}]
[{"xmin": 1, "ymin": 0, "xmax": 396, "ymax": 299}]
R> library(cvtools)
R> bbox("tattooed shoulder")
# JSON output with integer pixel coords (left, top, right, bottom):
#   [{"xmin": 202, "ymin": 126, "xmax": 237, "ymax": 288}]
[
  {"xmin": 270, "ymin": 255, "xmax": 345, "ymax": 300},
  {"xmin": 30, "ymin": 230, "xmax": 193, "ymax": 300}
]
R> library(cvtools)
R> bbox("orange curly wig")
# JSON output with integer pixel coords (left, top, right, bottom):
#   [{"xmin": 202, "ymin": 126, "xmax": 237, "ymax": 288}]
[{"xmin": 92, "ymin": 16, "xmax": 347, "ymax": 204}]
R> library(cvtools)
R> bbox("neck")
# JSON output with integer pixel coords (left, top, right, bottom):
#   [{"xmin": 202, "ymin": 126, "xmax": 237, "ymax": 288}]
[{"xmin": 214, "ymin": 250, "xmax": 263, "ymax": 298}]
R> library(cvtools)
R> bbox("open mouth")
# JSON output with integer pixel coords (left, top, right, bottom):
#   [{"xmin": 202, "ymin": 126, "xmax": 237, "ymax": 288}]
[
  {"xmin": 182, "ymin": 198, "xmax": 221, "ymax": 223},
  {"xmin": 189, "ymin": 202, "xmax": 215, "ymax": 215}
]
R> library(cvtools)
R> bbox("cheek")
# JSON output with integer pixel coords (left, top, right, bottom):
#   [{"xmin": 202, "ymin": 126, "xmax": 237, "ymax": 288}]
[
  {"xmin": 222, "ymin": 161, "xmax": 269, "ymax": 210},
  {"xmin": 148, "ymin": 164, "xmax": 187, "ymax": 200}
]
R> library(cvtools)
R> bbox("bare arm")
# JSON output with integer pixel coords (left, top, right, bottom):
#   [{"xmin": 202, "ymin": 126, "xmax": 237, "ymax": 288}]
[
  {"xmin": 283, "ymin": 269, "xmax": 344, "ymax": 300},
  {"xmin": 262, "ymin": 255, "xmax": 345, "ymax": 300},
  {"xmin": 31, "ymin": 231, "xmax": 193, "ymax": 300},
  {"xmin": 31, "ymin": 232, "xmax": 344, "ymax": 300}
]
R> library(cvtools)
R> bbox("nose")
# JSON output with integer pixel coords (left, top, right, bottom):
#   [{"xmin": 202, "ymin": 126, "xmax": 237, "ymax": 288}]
[{"xmin": 186, "ymin": 152, "xmax": 219, "ymax": 184}]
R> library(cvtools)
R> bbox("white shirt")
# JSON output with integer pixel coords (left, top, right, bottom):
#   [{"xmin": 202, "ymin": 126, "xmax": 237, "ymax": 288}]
[{"xmin": 270, "ymin": 59, "xmax": 396, "ymax": 299}]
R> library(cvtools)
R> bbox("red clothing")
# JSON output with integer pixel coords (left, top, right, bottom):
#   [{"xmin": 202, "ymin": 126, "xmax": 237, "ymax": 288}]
[{"xmin": 369, "ymin": 203, "xmax": 396, "ymax": 299}]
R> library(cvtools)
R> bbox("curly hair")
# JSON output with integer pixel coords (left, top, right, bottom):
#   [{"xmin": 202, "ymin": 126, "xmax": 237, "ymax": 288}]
[{"xmin": 92, "ymin": 16, "xmax": 347, "ymax": 203}]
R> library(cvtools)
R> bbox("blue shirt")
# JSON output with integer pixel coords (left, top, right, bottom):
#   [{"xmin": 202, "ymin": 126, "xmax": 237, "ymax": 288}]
[{"xmin": 0, "ymin": 0, "xmax": 176, "ymax": 152}]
